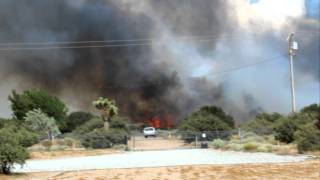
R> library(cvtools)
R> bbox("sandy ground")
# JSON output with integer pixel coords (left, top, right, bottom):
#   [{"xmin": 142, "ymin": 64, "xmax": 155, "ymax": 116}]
[{"xmin": 2, "ymin": 159, "xmax": 319, "ymax": 180}]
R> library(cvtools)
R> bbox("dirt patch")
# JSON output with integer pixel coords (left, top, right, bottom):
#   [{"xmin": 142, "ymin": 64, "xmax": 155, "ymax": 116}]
[
  {"xmin": 128, "ymin": 137, "xmax": 190, "ymax": 150},
  {"xmin": 2, "ymin": 159, "xmax": 319, "ymax": 180},
  {"xmin": 30, "ymin": 149, "xmax": 122, "ymax": 160}
]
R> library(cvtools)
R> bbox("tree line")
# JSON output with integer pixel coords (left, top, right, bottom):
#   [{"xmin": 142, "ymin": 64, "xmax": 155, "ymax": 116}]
[{"xmin": 0, "ymin": 88, "xmax": 319, "ymax": 174}]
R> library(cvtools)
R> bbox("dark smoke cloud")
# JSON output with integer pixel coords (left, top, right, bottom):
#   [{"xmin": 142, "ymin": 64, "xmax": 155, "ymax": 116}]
[
  {"xmin": 0, "ymin": 0, "xmax": 165, "ymax": 120},
  {"xmin": 0, "ymin": 0, "xmax": 317, "ymax": 122},
  {"xmin": 1, "ymin": 0, "xmax": 231, "ymax": 123}
]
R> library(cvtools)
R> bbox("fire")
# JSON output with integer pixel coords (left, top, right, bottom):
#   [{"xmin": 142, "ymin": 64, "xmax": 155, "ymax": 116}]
[{"xmin": 143, "ymin": 114, "xmax": 174, "ymax": 129}]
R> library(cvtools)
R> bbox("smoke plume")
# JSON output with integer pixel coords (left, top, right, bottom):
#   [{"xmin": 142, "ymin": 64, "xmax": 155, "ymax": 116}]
[{"xmin": 0, "ymin": 0, "xmax": 318, "ymax": 123}]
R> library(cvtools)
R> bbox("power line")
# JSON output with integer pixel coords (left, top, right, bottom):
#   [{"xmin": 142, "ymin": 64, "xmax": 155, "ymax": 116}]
[
  {"xmin": 0, "ymin": 31, "xmax": 293, "ymax": 51},
  {"xmin": 207, "ymin": 54, "xmax": 286, "ymax": 77},
  {"xmin": 0, "ymin": 34, "xmax": 245, "ymax": 48},
  {"xmin": 99, "ymin": 53, "xmax": 286, "ymax": 89},
  {"xmin": 0, "ymin": 35, "xmax": 247, "ymax": 51}
]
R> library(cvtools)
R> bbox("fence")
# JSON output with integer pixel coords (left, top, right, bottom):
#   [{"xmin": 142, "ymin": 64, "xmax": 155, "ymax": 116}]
[{"xmin": 128, "ymin": 129, "xmax": 241, "ymax": 151}]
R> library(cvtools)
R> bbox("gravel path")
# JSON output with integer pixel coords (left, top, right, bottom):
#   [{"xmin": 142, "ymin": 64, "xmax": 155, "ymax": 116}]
[{"xmin": 14, "ymin": 149, "xmax": 310, "ymax": 173}]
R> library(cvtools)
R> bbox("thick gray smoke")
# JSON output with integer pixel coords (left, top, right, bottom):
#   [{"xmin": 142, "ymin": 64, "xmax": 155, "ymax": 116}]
[{"xmin": 0, "ymin": 0, "xmax": 318, "ymax": 123}]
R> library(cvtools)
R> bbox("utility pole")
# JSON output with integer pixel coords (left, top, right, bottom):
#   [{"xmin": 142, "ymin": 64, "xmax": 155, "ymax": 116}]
[{"xmin": 287, "ymin": 33, "xmax": 298, "ymax": 113}]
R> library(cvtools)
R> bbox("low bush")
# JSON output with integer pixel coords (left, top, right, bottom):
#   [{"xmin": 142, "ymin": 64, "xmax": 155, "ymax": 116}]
[
  {"xmin": 179, "ymin": 106, "xmax": 235, "ymax": 142},
  {"xmin": 243, "ymin": 143, "xmax": 258, "ymax": 152},
  {"xmin": 275, "ymin": 145, "xmax": 297, "ymax": 155},
  {"xmin": 1, "ymin": 121, "xmax": 39, "ymax": 147},
  {"xmin": 55, "ymin": 139, "xmax": 65, "ymax": 146},
  {"xmin": 274, "ymin": 118, "xmax": 298, "ymax": 143},
  {"xmin": 110, "ymin": 116, "xmax": 130, "ymax": 133},
  {"xmin": 210, "ymin": 139, "xmax": 225, "ymax": 149},
  {"xmin": 226, "ymin": 143, "xmax": 243, "ymax": 151},
  {"xmin": 112, "ymin": 144, "xmax": 128, "ymax": 150},
  {"xmin": 28, "ymin": 144, "xmax": 46, "ymax": 151},
  {"xmin": 257, "ymin": 144, "xmax": 273, "ymax": 153},
  {"xmin": 50, "ymin": 145, "xmax": 67, "ymax": 151},
  {"xmin": 65, "ymin": 111, "xmax": 94, "ymax": 132},
  {"xmin": 64, "ymin": 138, "xmax": 75, "ymax": 149},
  {"xmin": 294, "ymin": 123, "xmax": 320, "ymax": 153},
  {"xmin": 81, "ymin": 129, "xmax": 128, "ymax": 149},
  {"xmin": 41, "ymin": 140, "xmax": 53, "ymax": 151},
  {"xmin": 241, "ymin": 134, "xmax": 264, "ymax": 144},
  {"xmin": 12, "ymin": 127, "xmax": 38, "ymax": 147},
  {"xmin": 72, "ymin": 117, "xmax": 104, "ymax": 135},
  {"xmin": 241, "ymin": 113, "xmax": 283, "ymax": 135}
]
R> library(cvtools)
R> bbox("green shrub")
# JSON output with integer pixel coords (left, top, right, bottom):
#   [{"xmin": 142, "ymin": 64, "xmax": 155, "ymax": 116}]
[
  {"xmin": 257, "ymin": 144, "xmax": 274, "ymax": 153},
  {"xmin": 265, "ymin": 135, "xmax": 277, "ymax": 145},
  {"xmin": 41, "ymin": 140, "xmax": 53, "ymax": 151},
  {"xmin": 3, "ymin": 123, "xmax": 39, "ymax": 147},
  {"xmin": 17, "ymin": 128, "xmax": 39, "ymax": 147},
  {"xmin": 240, "ymin": 132, "xmax": 264, "ymax": 144},
  {"xmin": 179, "ymin": 106, "xmax": 234, "ymax": 141},
  {"xmin": 274, "ymin": 118, "xmax": 298, "ymax": 143},
  {"xmin": 110, "ymin": 116, "xmax": 130, "ymax": 133},
  {"xmin": 243, "ymin": 143, "xmax": 258, "ymax": 151},
  {"xmin": 241, "ymin": 113, "xmax": 283, "ymax": 135},
  {"xmin": 81, "ymin": 129, "xmax": 128, "ymax": 149},
  {"xmin": 0, "ymin": 128, "xmax": 28, "ymax": 174},
  {"xmin": 274, "ymin": 111, "xmax": 317, "ymax": 143},
  {"xmin": 55, "ymin": 139, "xmax": 65, "ymax": 146},
  {"xmin": 226, "ymin": 143, "xmax": 243, "ymax": 151},
  {"xmin": 72, "ymin": 117, "xmax": 104, "ymax": 135},
  {"xmin": 64, "ymin": 138, "xmax": 75, "ymax": 148},
  {"xmin": 65, "ymin": 111, "xmax": 94, "ymax": 132},
  {"xmin": 294, "ymin": 123, "xmax": 320, "ymax": 153},
  {"xmin": 50, "ymin": 145, "xmax": 67, "ymax": 151},
  {"xmin": 112, "ymin": 144, "xmax": 127, "ymax": 150},
  {"xmin": 210, "ymin": 139, "xmax": 225, "ymax": 149},
  {"xmin": 0, "ymin": 118, "xmax": 8, "ymax": 128}
]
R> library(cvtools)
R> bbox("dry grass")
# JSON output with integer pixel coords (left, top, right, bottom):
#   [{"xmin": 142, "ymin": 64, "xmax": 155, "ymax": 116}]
[
  {"xmin": 275, "ymin": 144, "xmax": 298, "ymax": 155},
  {"xmin": 128, "ymin": 138, "xmax": 187, "ymax": 150},
  {"xmin": 306, "ymin": 151, "xmax": 320, "ymax": 158},
  {"xmin": 1, "ymin": 160, "xmax": 319, "ymax": 180},
  {"xmin": 29, "ymin": 149, "xmax": 122, "ymax": 160}
]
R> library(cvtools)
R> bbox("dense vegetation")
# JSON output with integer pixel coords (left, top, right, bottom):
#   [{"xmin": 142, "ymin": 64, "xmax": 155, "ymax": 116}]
[
  {"xmin": 0, "ymin": 88, "xmax": 319, "ymax": 174},
  {"xmin": 0, "ymin": 89, "xmax": 128, "ymax": 174},
  {"xmin": 242, "ymin": 104, "xmax": 320, "ymax": 153}
]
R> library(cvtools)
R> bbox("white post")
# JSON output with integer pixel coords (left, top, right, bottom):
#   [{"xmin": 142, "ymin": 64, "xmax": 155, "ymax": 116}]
[
  {"xmin": 195, "ymin": 135, "xmax": 198, "ymax": 148},
  {"xmin": 287, "ymin": 33, "xmax": 297, "ymax": 113},
  {"xmin": 289, "ymin": 54, "xmax": 296, "ymax": 112}
]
